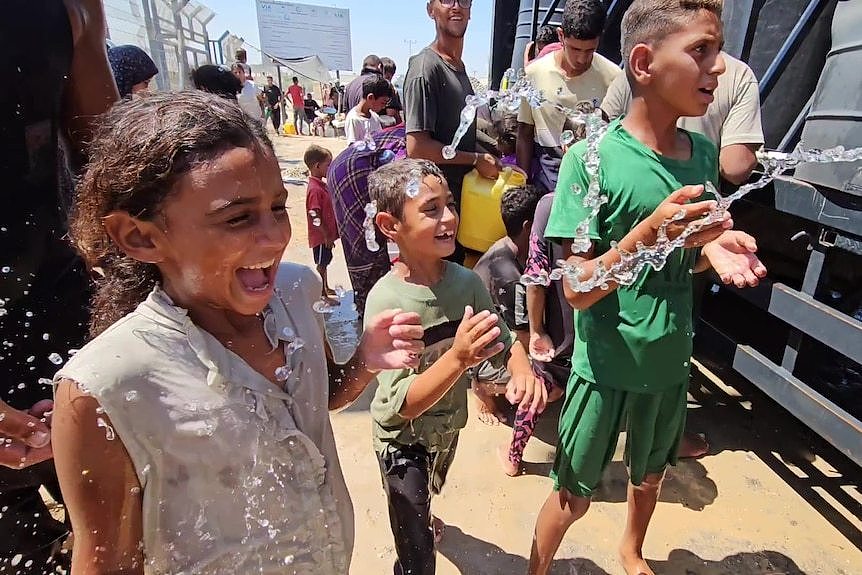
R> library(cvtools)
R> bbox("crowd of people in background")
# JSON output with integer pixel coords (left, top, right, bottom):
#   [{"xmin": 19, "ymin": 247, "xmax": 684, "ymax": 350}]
[{"xmin": 1, "ymin": 0, "xmax": 776, "ymax": 574}]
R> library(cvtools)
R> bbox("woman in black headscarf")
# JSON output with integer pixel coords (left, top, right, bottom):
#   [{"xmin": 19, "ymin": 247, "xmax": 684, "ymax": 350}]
[{"xmin": 108, "ymin": 45, "xmax": 158, "ymax": 98}]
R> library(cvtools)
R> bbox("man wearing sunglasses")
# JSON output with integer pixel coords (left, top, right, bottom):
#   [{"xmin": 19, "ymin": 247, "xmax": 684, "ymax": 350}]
[{"xmin": 404, "ymin": 0, "xmax": 501, "ymax": 265}]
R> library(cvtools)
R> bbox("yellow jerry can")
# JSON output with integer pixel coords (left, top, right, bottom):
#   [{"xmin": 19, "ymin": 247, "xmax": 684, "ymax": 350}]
[
  {"xmin": 282, "ymin": 122, "xmax": 297, "ymax": 136},
  {"xmin": 457, "ymin": 167, "xmax": 527, "ymax": 253}
]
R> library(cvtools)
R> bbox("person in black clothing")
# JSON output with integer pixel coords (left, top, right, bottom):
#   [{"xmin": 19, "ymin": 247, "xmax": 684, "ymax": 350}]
[
  {"xmin": 1, "ymin": 1, "xmax": 118, "ymax": 573},
  {"xmin": 380, "ymin": 57, "xmax": 403, "ymax": 125},
  {"xmin": 303, "ymin": 92, "xmax": 323, "ymax": 135},
  {"xmin": 263, "ymin": 75, "xmax": 283, "ymax": 131}
]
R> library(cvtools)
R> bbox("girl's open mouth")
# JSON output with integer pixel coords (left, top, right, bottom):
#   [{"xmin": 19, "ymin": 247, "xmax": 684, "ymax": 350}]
[{"xmin": 236, "ymin": 259, "xmax": 276, "ymax": 292}]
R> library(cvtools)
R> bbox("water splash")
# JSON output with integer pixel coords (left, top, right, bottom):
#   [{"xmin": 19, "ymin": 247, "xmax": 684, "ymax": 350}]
[
  {"xmin": 540, "ymin": 144, "xmax": 862, "ymax": 293},
  {"xmin": 352, "ymin": 131, "xmax": 377, "ymax": 152},
  {"xmin": 405, "ymin": 171, "xmax": 422, "ymax": 199},
  {"xmin": 442, "ymin": 69, "xmax": 543, "ymax": 159},
  {"xmin": 363, "ymin": 201, "xmax": 380, "ymax": 252},
  {"xmin": 97, "ymin": 417, "xmax": 116, "ymax": 441}
]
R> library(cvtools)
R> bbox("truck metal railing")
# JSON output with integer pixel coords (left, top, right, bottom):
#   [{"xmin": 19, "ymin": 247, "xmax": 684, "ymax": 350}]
[{"xmin": 758, "ymin": 0, "xmax": 833, "ymax": 102}]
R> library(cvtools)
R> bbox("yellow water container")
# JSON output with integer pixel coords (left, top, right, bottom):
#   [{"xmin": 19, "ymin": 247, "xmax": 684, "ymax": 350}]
[
  {"xmin": 282, "ymin": 122, "xmax": 297, "ymax": 136},
  {"xmin": 457, "ymin": 167, "xmax": 527, "ymax": 253}
]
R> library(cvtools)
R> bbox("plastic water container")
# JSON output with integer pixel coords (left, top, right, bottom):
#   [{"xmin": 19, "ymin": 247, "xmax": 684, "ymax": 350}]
[
  {"xmin": 457, "ymin": 167, "xmax": 527, "ymax": 253},
  {"xmin": 282, "ymin": 122, "xmax": 297, "ymax": 136}
]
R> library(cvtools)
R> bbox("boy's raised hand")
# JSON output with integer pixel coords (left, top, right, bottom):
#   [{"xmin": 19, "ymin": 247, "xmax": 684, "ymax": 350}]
[
  {"xmin": 702, "ymin": 230, "xmax": 768, "ymax": 288},
  {"xmin": 639, "ymin": 185, "xmax": 732, "ymax": 248},
  {"xmin": 361, "ymin": 309, "xmax": 425, "ymax": 371},
  {"xmin": 451, "ymin": 306, "xmax": 506, "ymax": 369}
]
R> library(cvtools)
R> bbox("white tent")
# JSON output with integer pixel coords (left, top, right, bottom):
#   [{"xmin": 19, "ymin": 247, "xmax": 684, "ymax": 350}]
[{"xmin": 268, "ymin": 54, "xmax": 332, "ymax": 84}]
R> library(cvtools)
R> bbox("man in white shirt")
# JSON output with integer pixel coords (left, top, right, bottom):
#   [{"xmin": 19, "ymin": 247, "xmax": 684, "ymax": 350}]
[
  {"xmin": 517, "ymin": 0, "xmax": 621, "ymax": 194},
  {"xmin": 601, "ymin": 52, "xmax": 765, "ymax": 184},
  {"xmin": 232, "ymin": 63, "xmax": 263, "ymax": 121},
  {"xmin": 345, "ymin": 75, "xmax": 392, "ymax": 144}
]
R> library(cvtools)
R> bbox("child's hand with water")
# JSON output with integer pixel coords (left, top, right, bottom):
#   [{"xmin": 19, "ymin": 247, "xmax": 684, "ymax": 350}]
[
  {"xmin": 450, "ymin": 306, "xmax": 506, "ymax": 370},
  {"xmin": 636, "ymin": 185, "xmax": 732, "ymax": 248},
  {"xmin": 360, "ymin": 309, "xmax": 425, "ymax": 371},
  {"xmin": 702, "ymin": 230, "xmax": 767, "ymax": 288}
]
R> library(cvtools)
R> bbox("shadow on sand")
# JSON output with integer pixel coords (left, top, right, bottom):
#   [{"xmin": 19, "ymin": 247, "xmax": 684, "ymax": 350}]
[{"xmin": 438, "ymin": 524, "xmax": 809, "ymax": 574}]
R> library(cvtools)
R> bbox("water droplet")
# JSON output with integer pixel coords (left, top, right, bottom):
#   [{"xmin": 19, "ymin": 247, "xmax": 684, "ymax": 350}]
[
  {"xmin": 47, "ymin": 353, "xmax": 63, "ymax": 365},
  {"xmin": 312, "ymin": 300, "xmax": 335, "ymax": 314},
  {"xmin": 125, "ymin": 390, "xmax": 139, "ymax": 402},
  {"xmin": 97, "ymin": 418, "xmax": 115, "ymax": 440},
  {"xmin": 1, "ymin": 266, "xmax": 11, "ymax": 273},
  {"xmin": 42, "ymin": 333, "xmax": 50, "ymax": 341},
  {"xmin": 274, "ymin": 365, "xmax": 292, "ymax": 381}
]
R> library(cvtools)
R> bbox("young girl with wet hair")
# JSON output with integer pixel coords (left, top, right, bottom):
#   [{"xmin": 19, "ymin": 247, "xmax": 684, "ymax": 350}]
[{"xmin": 51, "ymin": 91, "xmax": 424, "ymax": 574}]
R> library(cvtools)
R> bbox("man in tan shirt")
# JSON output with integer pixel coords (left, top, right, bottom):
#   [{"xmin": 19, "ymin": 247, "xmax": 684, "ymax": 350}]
[
  {"xmin": 517, "ymin": 0, "xmax": 621, "ymax": 194},
  {"xmin": 601, "ymin": 51, "xmax": 764, "ymax": 184}
]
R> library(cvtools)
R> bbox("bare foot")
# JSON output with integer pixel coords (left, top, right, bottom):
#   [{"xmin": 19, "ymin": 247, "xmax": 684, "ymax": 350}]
[
  {"xmin": 497, "ymin": 444, "xmax": 521, "ymax": 477},
  {"xmin": 677, "ymin": 432, "xmax": 709, "ymax": 459},
  {"xmin": 619, "ymin": 548, "xmax": 655, "ymax": 575},
  {"xmin": 321, "ymin": 295, "xmax": 340, "ymax": 306},
  {"xmin": 472, "ymin": 386, "xmax": 504, "ymax": 426},
  {"xmin": 432, "ymin": 516, "xmax": 445, "ymax": 544}
]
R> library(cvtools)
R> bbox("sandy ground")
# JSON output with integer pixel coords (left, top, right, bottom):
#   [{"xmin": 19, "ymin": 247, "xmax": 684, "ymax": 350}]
[{"xmin": 272, "ymin": 131, "xmax": 862, "ymax": 575}]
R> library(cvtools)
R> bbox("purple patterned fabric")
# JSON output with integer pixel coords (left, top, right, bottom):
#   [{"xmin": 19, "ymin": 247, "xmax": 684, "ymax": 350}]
[{"xmin": 326, "ymin": 126, "xmax": 406, "ymax": 316}]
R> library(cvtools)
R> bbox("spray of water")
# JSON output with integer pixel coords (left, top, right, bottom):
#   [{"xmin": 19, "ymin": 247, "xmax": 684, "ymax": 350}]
[{"xmin": 439, "ymin": 69, "xmax": 862, "ymax": 293}]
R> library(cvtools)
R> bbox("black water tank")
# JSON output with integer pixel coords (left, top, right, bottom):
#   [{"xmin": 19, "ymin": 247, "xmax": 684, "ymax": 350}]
[
  {"xmin": 509, "ymin": 0, "xmax": 567, "ymax": 73},
  {"xmin": 794, "ymin": 0, "xmax": 862, "ymax": 196},
  {"xmin": 746, "ymin": 0, "xmax": 838, "ymax": 148}
]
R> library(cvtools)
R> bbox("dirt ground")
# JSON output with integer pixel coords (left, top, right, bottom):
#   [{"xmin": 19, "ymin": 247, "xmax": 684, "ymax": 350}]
[{"xmin": 273, "ymin": 131, "xmax": 862, "ymax": 575}]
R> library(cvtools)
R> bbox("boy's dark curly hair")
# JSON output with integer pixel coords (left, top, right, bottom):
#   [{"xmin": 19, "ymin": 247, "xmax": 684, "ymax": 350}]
[
  {"xmin": 561, "ymin": 0, "xmax": 607, "ymax": 40},
  {"xmin": 72, "ymin": 90, "xmax": 272, "ymax": 336}
]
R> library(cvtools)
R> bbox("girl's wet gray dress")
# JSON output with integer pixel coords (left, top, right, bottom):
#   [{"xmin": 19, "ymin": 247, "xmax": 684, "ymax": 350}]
[{"xmin": 57, "ymin": 264, "xmax": 354, "ymax": 574}]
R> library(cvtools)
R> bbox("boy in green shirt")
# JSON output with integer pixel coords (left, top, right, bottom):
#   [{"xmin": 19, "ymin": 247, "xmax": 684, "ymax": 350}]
[
  {"xmin": 365, "ymin": 158, "xmax": 547, "ymax": 575},
  {"xmin": 528, "ymin": 2, "xmax": 768, "ymax": 574}
]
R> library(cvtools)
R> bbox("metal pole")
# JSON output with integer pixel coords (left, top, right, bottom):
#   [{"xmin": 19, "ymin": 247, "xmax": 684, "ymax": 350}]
[{"xmin": 171, "ymin": 0, "xmax": 191, "ymax": 89}]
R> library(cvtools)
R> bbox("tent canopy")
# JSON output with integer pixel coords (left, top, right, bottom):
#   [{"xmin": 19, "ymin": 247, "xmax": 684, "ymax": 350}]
[{"xmin": 268, "ymin": 54, "xmax": 332, "ymax": 84}]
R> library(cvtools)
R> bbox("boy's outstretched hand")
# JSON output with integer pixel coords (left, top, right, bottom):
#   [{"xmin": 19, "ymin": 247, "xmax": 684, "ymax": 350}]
[
  {"xmin": 361, "ymin": 309, "xmax": 425, "ymax": 371},
  {"xmin": 702, "ymin": 230, "xmax": 768, "ymax": 288},
  {"xmin": 451, "ymin": 306, "xmax": 506, "ymax": 369},
  {"xmin": 505, "ymin": 370, "xmax": 548, "ymax": 415},
  {"xmin": 638, "ymin": 185, "xmax": 733, "ymax": 248}
]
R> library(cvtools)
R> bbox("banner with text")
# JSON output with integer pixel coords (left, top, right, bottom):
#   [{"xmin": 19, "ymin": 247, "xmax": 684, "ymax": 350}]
[{"xmin": 256, "ymin": 0, "xmax": 352, "ymax": 71}]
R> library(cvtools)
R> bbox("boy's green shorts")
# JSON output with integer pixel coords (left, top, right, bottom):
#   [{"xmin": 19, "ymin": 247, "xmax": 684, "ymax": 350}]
[{"xmin": 550, "ymin": 375, "xmax": 688, "ymax": 497}]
